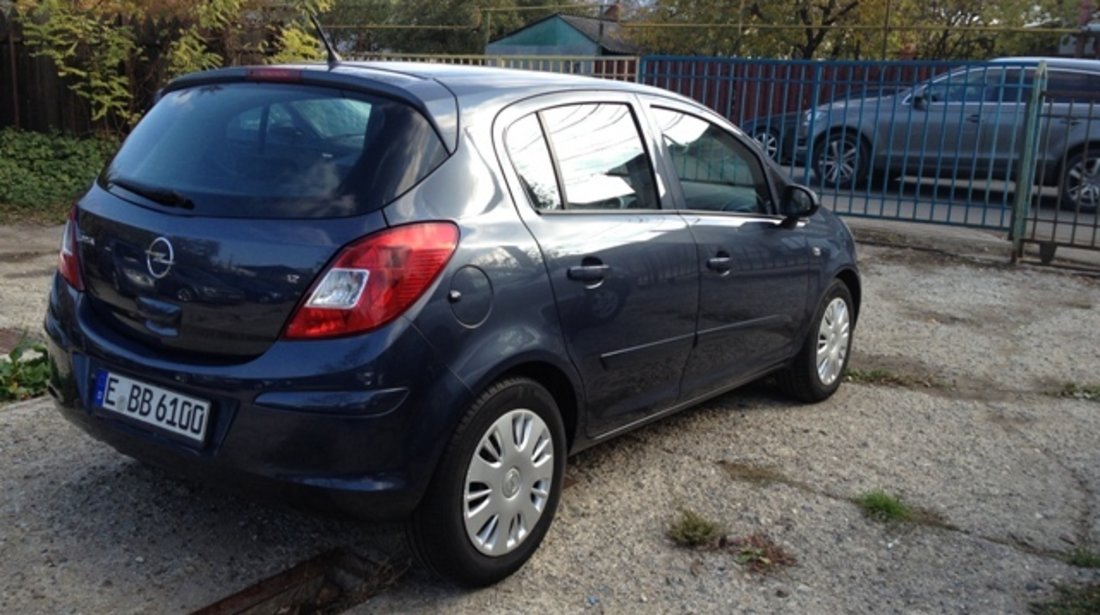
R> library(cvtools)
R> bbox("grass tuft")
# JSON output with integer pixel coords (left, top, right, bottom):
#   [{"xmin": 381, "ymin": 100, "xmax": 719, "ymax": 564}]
[
  {"xmin": 667, "ymin": 509, "xmax": 724, "ymax": 548},
  {"xmin": 854, "ymin": 490, "xmax": 912, "ymax": 522}
]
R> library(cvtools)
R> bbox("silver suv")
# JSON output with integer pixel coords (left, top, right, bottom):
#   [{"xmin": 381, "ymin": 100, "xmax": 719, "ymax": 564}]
[{"xmin": 797, "ymin": 57, "xmax": 1100, "ymax": 212}]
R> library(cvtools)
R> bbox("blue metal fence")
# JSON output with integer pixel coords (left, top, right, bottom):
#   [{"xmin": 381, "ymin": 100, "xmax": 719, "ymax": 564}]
[
  {"xmin": 639, "ymin": 57, "xmax": 1044, "ymax": 232},
  {"xmin": 363, "ymin": 53, "xmax": 1100, "ymax": 259}
]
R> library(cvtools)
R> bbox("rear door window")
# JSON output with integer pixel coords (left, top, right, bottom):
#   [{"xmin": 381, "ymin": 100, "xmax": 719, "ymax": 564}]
[
  {"xmin": 103, "ymin": 83, "xmax": 447, "ymax": 218},
  {"xmin": 1047, "ymin": 70, "xmax": 1100, "ymax": 104}
]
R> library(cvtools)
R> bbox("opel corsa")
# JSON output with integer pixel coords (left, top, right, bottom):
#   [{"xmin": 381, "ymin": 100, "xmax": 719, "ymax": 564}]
[{"xmin": 45, "ymin": 62, "xmax": 860, "ymax": 586}]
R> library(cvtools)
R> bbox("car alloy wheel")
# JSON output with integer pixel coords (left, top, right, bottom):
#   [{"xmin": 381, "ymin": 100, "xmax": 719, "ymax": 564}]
[
  {"xmin": 463, "ymin": 409, "xmax": 555, "ymax": 556},
  {"xmin": 1063, "ymin": 151, "xmax": 1100, "ymax": 213},
  {"xmin": 753, "ymin": 129, "xmax": 780, "ymax": 161},
  {"xmin": 816, "ymin": 133, "xmax": 865, "ymax": 188}
]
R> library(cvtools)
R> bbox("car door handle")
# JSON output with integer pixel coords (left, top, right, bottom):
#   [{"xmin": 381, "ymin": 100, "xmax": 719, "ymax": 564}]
[
  {"xmin": 567, "ymin": 264, "xmax": 611, "ymax": 282},
  {"xmin": 706, "ymin": 255, "xmax": 731, "ymax": 273},
  {"xmin": 965, "ymin": 114, "xmax": 982, "ymax": 123},
  {"xmin": 1058, "ymin": 118, "xmax": 1082, "ymax": 126}
]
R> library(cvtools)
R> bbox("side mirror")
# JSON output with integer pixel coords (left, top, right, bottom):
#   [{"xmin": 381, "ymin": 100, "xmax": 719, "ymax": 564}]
[
  {"xmin": 911, "ymin": 86, "xmax": 928, "ymax": 110},
  {"xmin": 780, "ymin": 184, "xmax": 820, "ymax": 227}
]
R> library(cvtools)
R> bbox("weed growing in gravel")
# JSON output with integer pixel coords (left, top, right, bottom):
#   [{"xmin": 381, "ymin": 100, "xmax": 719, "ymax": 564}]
[
  {"xmin": 1057, "ymin": 383, "xmax": 1100, "ymax": 403},
  {"xmin": 854, "ymin": 490, "xmax": 911, "ymax": 522},
  {"xmin": 722, "ymin": 533, "xmax": 797, "ymax": 574},
  {"xmin": 667, "ymin": 511, "xmax": 797, "ymax": 574},
  {"xmin": 667, "ymin": 509, "xmax": 724, "ymax": 548},
  {"xmin": 1069, "ymin": 548, "xmax": 1100, "ymax": 568},
  {"xmin": 1, "ymin": 336, "xmax": 50, "ymax": 403},
  {"xmin": 1030, "ymin": 583, "xmax": 1100, "ymax": 614}
]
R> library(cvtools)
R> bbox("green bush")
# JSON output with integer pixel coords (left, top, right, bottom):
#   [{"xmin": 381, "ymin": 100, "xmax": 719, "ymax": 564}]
[
  {"xmin": 1, "ymin": 337, "xmax": 50, "ymax": 403},
  {"xmin": 0, "ymin": 128, "xmax": 117, "ymax": 223}
]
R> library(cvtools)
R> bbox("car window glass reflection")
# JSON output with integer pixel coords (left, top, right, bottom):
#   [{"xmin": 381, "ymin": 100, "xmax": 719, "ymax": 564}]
[
  {"xmin": 504, "ymin": 114, "xmax": 563, "ymax": 211},
  {"xmin": 652, "ymin": 108, "xmax": 772, "ymax": 214},
  {"xmin": 540, "ymin": 104, "xmax": 659, "ymax": 211}
]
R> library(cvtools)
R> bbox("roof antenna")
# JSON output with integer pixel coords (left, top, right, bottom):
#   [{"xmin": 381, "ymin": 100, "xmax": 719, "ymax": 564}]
[{"xmin": 308, "ymin": 10, "xmax": 341, "ymax": 69}]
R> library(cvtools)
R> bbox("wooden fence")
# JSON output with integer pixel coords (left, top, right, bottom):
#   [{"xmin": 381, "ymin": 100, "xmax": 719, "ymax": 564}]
[{"xmin": 0, "ymin": 13, "xmax": 184, "ymax": 135}]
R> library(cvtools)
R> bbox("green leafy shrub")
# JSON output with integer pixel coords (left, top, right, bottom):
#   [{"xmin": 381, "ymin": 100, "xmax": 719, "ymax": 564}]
[
  {"xmin": 1, "ymin": 337, "xmax": 50, "ymax": 403},
  {"xmin": 0, "ymin": 128, "xmax": 117, "ymax": 223}
]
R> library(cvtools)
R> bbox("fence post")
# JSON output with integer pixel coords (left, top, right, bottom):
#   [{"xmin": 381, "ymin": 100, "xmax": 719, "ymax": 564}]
[{"xmin": 1009, "ymin": 61, "xmax": 1047, "ymax": 263}]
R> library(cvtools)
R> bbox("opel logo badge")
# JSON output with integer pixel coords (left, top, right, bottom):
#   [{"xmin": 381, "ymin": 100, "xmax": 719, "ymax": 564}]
[{"xmin": 145, "ymin": 237, "xmax": 175, "ymax": 279}]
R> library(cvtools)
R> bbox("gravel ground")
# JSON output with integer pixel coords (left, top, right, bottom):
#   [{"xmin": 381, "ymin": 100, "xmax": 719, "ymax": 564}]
[{"xmin": 2, "ymin": 221, "xmax": 1099, "ymax": 613}]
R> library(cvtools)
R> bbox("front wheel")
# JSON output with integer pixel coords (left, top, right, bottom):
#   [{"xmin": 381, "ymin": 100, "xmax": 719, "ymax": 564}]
[
  {"xmin": 406, "ymin": 378, "xmax": 566, "ymax": 587},
  {"xmin": 813, "ymin": 132, "xmax": 868, "ymax": 189},
  {"xmin": 779, "ymin": 280, "xmax": 854, "ymax": 402},
  {"xmin": 1060, "ymin": 149, "xmax": 1100, "ymax": 213}
]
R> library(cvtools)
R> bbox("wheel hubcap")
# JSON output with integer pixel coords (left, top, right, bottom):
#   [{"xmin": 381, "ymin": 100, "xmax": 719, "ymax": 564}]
[
  {"xmin": 820, "ymin": 138, "xmax": 859, "ymax": 184},
  {"xmin": 1066, "ymin": 156, "xmax": 1100, "ymax": 211},
  {"xmin": 463, "ymin": 409, "xmax": 554, "ymax": 557},
  {"xmin": 815, "ymin": 297, "xmax": 850, "ymax": 386}
]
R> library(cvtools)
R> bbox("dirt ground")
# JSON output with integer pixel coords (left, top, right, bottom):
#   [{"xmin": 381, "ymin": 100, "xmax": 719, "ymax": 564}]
[{"xmin": 1, "ymin": 220, "xmax": 1099, "ymax": 613}]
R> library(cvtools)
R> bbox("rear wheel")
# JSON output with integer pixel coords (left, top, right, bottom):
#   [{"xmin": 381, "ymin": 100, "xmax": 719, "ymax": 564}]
[
  {"xmin": 813, "ymin": 132, "xmax": 868, "ymax": 189},
  {"xmin": 780, "ymin": 280, "xmax": 854, "ymax": 402},
  {"xmin": 406, "ymin": 378, "xmax": 565, "ymax": 587},
  {"xmin": 1060, "ymin": 149, "xmax": 1100, "ymax": 213}
]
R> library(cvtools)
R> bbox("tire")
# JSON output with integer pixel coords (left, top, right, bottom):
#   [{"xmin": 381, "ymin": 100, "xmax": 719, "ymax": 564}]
[
  {"xmin": 406, "ymin": 378, "xmax": 566, "ymax": 587},
  {"xmin": 779, "ymin": 279, "xmax": 854, "ymax": 402},
  {"xmin": 813, "ymin": 132, "xmax": 869, "ymax": 189},
  {"xmin": 1060, "ymin": 149, "xmax": 1100, "ymax": 213},
  {"xmin": 752, "ymin": 128, "xmax": 781, "ymax": 162}
]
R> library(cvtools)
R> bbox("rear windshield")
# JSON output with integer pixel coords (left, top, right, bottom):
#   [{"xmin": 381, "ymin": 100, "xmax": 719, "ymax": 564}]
[{"xmin": 101, "ymin": 83, "xmax": 448, "ymax": 218}]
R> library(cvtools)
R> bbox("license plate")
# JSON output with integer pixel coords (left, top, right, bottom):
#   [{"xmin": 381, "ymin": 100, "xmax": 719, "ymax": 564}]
[{"xmin": 93, "ymin": 370, "xmax": 210, "ymax": 443}]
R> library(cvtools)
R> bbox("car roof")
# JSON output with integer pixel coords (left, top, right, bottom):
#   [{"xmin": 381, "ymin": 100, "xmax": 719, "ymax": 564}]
[
  {"xmin": 165, "ymin": 61, "xmax": 695, "ymax": 153},
  {"xmin": 337, "ymin": 61, "xmax": 684, "ymax": 104},
  {"xmin": 992, "ymin": 57, "xmax": 1100, "ymax": 71}
]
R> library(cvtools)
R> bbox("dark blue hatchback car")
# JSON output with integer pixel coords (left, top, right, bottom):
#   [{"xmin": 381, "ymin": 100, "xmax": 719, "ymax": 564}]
[{"xmin": 45, "ymin": 62, "xmax": 860, "ymax": 586}]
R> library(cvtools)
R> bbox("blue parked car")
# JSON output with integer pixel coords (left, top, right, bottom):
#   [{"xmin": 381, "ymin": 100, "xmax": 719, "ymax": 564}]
[{"xmin": 44, "ymin": 62, "xmax": 860, "ymax": 586}]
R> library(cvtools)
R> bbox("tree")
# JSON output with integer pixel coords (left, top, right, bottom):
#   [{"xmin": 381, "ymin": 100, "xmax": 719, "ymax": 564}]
[
  {"xmin": 322, "ymin": 0, "xmax": 577, "ymax": 55},
  {"xmin": 624, "ymin": 0, "xmax": 863, "ymax": 59},
  {"xmin": 16, "ymin": 0, "xmax": 335, "ymax": 133},
  {"xmin": 622, "ymin": 0, "xmax": 1083, "ymax": 60}
]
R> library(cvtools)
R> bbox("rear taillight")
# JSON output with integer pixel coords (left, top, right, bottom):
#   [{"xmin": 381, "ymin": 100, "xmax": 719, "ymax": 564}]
[
  {"xmin": 284, "ymin": 222, "xmax": 460, "ymax": 339},
  {"xmin": 58, "ymin": 207, "xmax": 84, "ymax": 291}
]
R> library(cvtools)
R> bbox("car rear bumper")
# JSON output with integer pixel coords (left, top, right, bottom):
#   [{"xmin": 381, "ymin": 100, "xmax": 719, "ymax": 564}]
[{"xmin": 44, "ymin": 274, "xmax": 470, "ymax": 521}]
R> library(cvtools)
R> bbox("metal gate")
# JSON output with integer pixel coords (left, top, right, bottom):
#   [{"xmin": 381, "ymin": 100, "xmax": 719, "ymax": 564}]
[{"xmin": 1011, "ymin": 61, "xmax": 1100, "ymax": 264}]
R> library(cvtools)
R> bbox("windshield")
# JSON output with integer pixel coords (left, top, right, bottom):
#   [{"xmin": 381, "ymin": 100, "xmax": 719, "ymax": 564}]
[{"xmin": 102, "ymin": 83, "xmax": 448, "ymax": 218}]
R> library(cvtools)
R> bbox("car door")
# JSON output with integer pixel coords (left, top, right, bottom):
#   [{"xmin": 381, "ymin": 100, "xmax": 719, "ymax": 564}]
[
  {"xmin": 645, "ymin": 102, "xmax": 810, "ymax": 399},
  {"xmin": 972, "ymin": 67, "xmax": 1034, "ymax": 178},
  {"xmin": 496, "ymin": 95, "xmax": 700, "ymax": 435},
  {"xmin": 903, "ymin": 67, "xmax": 999, "ymax": 176}
]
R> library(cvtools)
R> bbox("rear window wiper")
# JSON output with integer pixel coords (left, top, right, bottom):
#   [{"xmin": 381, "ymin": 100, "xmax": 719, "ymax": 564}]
[{"xmin": 108, "ymin": 177, "xmax": 195, "ymax": 210}]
